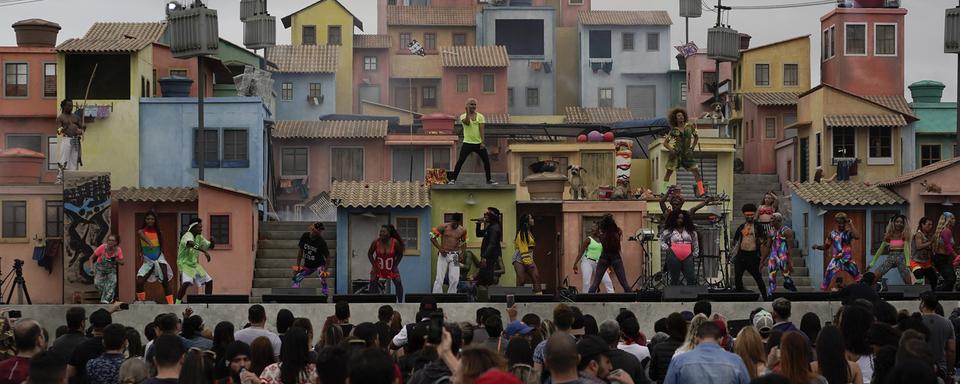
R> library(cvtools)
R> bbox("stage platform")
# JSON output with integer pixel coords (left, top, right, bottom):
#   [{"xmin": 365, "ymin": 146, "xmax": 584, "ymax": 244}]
[{"xmin": 10, "ymin": 298, "xmax": 934, "ymax": 339}]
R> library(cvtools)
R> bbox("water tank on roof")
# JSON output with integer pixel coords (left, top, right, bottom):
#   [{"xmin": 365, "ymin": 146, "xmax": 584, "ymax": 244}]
[{"xmin": 12, "ymin": 19, "xmax": 60, "ymax": 48}]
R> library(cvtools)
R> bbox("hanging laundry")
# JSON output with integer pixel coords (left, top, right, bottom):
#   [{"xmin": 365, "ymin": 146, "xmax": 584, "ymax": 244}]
[
  {"xmin": 83, "ymin": 106, "xmax": 98, "ymax": 118},
  {"xmin": 279, "ymin": 179, "xmax": 293, "ymax": 188},
  {"xmin": 543, "ymin": 62, "xmax": 552, "ymax": 74},
  {"xmin": 591, "ymin": 62, "xmax": 602, "ymax": 72},
  {"xmin": 602, "ymin": 61, "xmax": 613, "ymax": 74},
  {"xmin": 835, "ymin": 158, "xmax": 856, "ymax": 181},
  {"xmin": 36, "ymin": 239, "xmax": 61, "ymax": 274},
  {"xmin": 530, "ymin": 61, "xmax": 543, "ymax": 72},
  {"xmin": 97, "ymin": 105, "xmax": 111, "ymax": 119}
]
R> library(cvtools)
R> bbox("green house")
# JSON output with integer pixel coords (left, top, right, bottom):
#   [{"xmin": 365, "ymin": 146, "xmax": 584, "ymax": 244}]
[{"xmin": 909, "ymin": 80, "xmax": 957, "ymax": 168}]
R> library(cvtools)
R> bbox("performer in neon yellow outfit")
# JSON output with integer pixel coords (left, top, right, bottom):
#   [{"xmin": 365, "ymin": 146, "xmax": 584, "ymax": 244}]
[{"xmin": 177, "ymin": 218, "xmax": 215, "ymax": 303}]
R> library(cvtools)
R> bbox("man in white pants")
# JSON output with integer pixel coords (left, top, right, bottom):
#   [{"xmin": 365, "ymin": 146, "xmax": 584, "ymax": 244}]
[
  {"xmin": 56, "ymin": 99, "xmax": 83, "ymax": 184},
  {"xmin": 431, "ymin": 214, "xmax": 466, "ymax": 293}
]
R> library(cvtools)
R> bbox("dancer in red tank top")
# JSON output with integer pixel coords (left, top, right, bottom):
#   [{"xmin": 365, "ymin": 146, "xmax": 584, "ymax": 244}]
[{"xmin": 368, "ymin": 225, "xmax": 405, "ymax": 303}]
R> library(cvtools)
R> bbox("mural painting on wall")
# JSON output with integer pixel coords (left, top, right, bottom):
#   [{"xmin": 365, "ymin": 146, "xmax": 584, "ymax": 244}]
[{"xmin": 63, "ymin": 172, "xmax": 111, "ymax": 303}]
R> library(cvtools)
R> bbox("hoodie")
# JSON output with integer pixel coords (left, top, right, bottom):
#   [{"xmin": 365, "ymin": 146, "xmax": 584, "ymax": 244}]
[{"xmin": 407, "ymin": 361, "xmax": 452, "ymax": 384}]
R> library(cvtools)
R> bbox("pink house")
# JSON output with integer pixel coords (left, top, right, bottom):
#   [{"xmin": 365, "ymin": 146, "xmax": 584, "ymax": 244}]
[
  {"xmin": 879, "ymin": 158, "xmax": 960, "ymax": 242},
  {"xmin": 353, "ymin": 34, "xmax": 392, "ymax": 112},
  {"xmin": 439, "ymin": 45, "xmax": 509, "ymax": 117},
  {"xmin": 740, "ymin": 94, "xmax": 800, "ymax": 174},
  {"xmin": 151, "ymin": 44, "xmax": 217, "ymax": 97},
  {"xmin": 820, "ymin": 5, "xmax": 906, "ymax": 96},
  {"xmin": 684, "ymin": 53, "xmax": 732, "ymax": 118}
]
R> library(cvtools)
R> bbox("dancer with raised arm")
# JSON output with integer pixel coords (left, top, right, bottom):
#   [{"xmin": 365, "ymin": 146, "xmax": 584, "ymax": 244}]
[
  {"xmin": 368, "ymin": 225, "xmax": 404, "ymax": 303},
  {"xmin": 814, "ymin": 213, "xmax": 860, "ymax": 291},
  {"xmin": 869, "ymin": 214, "xmax": 912, "ymax": 286}
]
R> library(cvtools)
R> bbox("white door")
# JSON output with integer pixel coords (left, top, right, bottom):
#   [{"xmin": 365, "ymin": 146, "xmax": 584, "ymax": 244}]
[{"xmin": 348, "ymin": 213, "xmax": 389, "ymax": 290}]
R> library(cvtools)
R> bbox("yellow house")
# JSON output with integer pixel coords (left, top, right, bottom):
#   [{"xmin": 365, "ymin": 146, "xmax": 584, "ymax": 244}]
[
  {"xmin": 282, "ymin": 0, "xmax": 364, "ymax": 114},
  {"xmin": 794, "ymin": 84, "xmax": 917, "ymax": 183},
  {"xmin": 733, "ymin": 35, "xmax": 811, "ymax": 98},
  {"xmin": 55, "ymin": 22, "xmax": 166, "ymax": 188},
  {"xmin": 507, "ymin": 142, "xmax": 616, "ymax": 200}
]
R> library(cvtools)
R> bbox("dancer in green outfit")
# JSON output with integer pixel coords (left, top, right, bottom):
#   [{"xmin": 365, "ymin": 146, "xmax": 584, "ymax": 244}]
[{"xmin": 177, "ymin": 218, "xmax": 215, "ymax": 303}]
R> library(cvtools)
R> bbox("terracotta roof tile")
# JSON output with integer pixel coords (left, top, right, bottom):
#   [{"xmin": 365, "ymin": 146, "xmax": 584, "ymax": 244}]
[
  {"xmin": 57, "ymin": 22, "xmax": 166, "ymax": 53},
  {"xmin": 824, "ymin": 114, "xmax": 906, "ymax": 127},
  {"xmin": 864, "ymin": 95, "xmax": 916, "ymax": 118},
  {"xmin": 112, "ymin": 187, "xmax": 197, "ymax": 203},
  {"xmin": 878, "ymin": 157, "xmax": 960, "ymax": 187},
  {"xmin": 354, "ymin": 34, "xmax": 391, "ymax": 49},
  {"xmin": 265, "ymin": 45, "xmax": 338, "ymax": 73},
  {"xmin": 386, "ymin": 6, "xmax": 475, "ymax": 26},
  {"xmin": 565, "ymin": 106, "xmax": 635, "ymax": 123},
  {"xmin": 485, "ymin": 113, "xmax": 511, "ymax": 124},
  {"xmin": 331, "ymin": 181, "xmax": 430, "ymax": 208},
  {"xmin": 578, "ymin": 10, "xmax": 672, "ymax": 26},
  {"xmin": 273, "ymin": 120, "xmax": 388, "ymax": 139},
  {"xmin": 440, "ymin": 45, "xmax": 509, "ymax": 68},
  {"xmin": 741, "ymin": 92, "xmax": 801, "ymax": 107},
  {"xmin": 789, "ymin": 181, "xmax": 904, "ymax": 206}
]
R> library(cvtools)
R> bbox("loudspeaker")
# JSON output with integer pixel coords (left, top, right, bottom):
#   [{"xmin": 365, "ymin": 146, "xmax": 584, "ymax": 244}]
[
  {"xmin": 186, "ymin": 294, "xmax": 249, "ymax": 304},
  {"xmin": 933, "ymin": 291, "xmax": 960, "ymax": 301},
  {"xmin": 885, "ymin": 285, "xmax": 930, "ymax": 299},
  {"xmin": 699, "ymin": 291, "xmax": 761, "ymax": 302},
  {"xmin": 489, "ymin": 294, "xmax": 557, "ymax": 303},
  {"xmin": 636, "ymin": 290, "xmax": 663, "ymax": 302},
  {"xmin": 574, "ymin": 293, "xmax": 637, "ymax": 302},
  {"xmin": 405, "ymin": 294, "xmax": 469, "ymax": 303},
  {"xmin": 261, "ymin": 295, "xmax": 329, "ymax": 303},
  {"xmin": 331, "ymin": 294, "xmax": 395, "ymax": 303},
  {"xmin": 769, "ymin": 292, "xmax": 832, "ymax": 302},
  {"xmin": 878, "ymin": 291, "xmax": 905, "ymax": 301},
  {"xmin": 487, "ymin": 286, "xmax": 535, "ymax": 296},
  {"xmin": 662, "ymin": 286, "xmax": 708, "ymax": 302},
  {"xmin": 271, "ymin": 288, "xmax": 317, "ymax": 295}
]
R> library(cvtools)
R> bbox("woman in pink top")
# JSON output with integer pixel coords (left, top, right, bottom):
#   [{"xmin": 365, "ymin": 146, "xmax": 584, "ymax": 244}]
[
  {"xmin": 869, "ymin": 214, "xmax": 911, "ymax": 285},
  {"xmin": 93, "ymin": 234, "xmax": 124, "ymax": 304}
]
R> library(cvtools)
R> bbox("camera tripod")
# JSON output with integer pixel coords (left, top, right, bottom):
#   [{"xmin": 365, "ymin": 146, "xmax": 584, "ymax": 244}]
[
  {"xmin": 0, "ymin": 261, "xmax": 31, "ymax": 305},
  {"xmin": 629, "ymin": 238, "xmax": 660, "ymax": 292}
]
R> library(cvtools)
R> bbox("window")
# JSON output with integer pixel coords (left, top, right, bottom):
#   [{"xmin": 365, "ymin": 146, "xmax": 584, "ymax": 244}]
[
  {"xmin": 46, "ymin": 201, "xmax": 62, "ymax": 238},
  {"xmin": 421, "ymin": 86, "xmax": 437, "ymax": 107},
  {"xmin": 569, "ymin": 0, "xmax": 584, "ymax": 4},
  {"xmin": 302, "ymin": 25, "xmax": 316, "ymax": 45},
  {"xmin": 43, "ymin": 63, "xmax": 56, "ymax": 98},
  {"xmin": 622, "ymin": 32, "xmax": 634, "ymax": 51},
  {"xmin": 66, "ymin": 55, "xmax": 129, "ymax": 100},
  {"xmin": 453, "ymin": 33, "xmax": 467, "ymax": 46},
  {"xmin": 598, "ymin": 88, "xmax": 613, "ymax": 108},
  {"xmin": 679, "ymin": 81, "xmax": 687, "ymax": 102},
  {"xmin": 526, "ymin": 88, "xmax": 539, "ymax": 107},
  {"xmin": 871, "ymin": 211, "xmax": 899, "ymax": 254},
  {"xmin": 868, "ymin": 126, "xmax": 892, "ymax": 160},
  {"xmin": 456, "ymin": 74, "xmax": 469, "ymax": 93},
  {"xmin": 876, "ymin": 24, "xmax": 897, "ymax": 56},
  {"xmin": 4, "ymin": 63, "xmax": 27, "ymax": 97},
  {"xmin": 328, "ymin": 26, "xmax": 342, "ymax": 45},
  {"xmin": 832, "ymin": 127, "xmax": 855, "ymax": 158},
  {"xmin": 431, "ymin": 147, "xmax": 450, "ymax": 170},
  {"xmin": 5, "ymin": 134, "xmax": 41, "ymax": 153},
  {"xmin": 308, "ymin": 83, "xmax": 322, "ymax": 99},
  {"xmin": 589, "ymin": 30, "xmax": 612, "ymax": 59},
  {"xmin": 363, "ymin": 56, "xmax": 377, "ymax": 71},
  {"xmin": 209, "ymin": 215, "xmax": 230, "ymax": 246},
  {"xmin": 179, "ymin": 213, "xmax": 199, "ymax": 236},
  {"xmin": 646, "ymin": 33, "xmax": 660, "ymax": 51},
  {"xmin": 755, "ymin": 64, "xmax": 770, "ymax": 86},
  {"xmin": 392, "ymin": 147, "xmax": 425, "ymax": 182},
  {"xmin": 495, "ymin": 20, "xmax": 545, "ymax": 56},
  {"xmin": 193, "ymin": 129, "xmax": 219, "ymax": 167},
  {"xmin": 424, "ymin": 33, "xmax": 436, "ymax": 51},
  {"xmin": 845, "ymin": 24, "xmax": 866, "ymax": 55},
  {"xmin": 399, "ymin": 33, "xmax": 412, "ymax": 50},
  {"xmin": 395, "ymin": 217, "xmax": 420, "ymax": 253},
  {"xmin": 920, "ymin": 144, "xmax": 942, "ymax": 167},
  {"xmin": 765, "ymin": 117, "xmax": 777, "ymax": 139},
  {"xmin": 783, "ymin": 64, "xmax": 799, "ymax": 86},
  {"xmin": 281, "ymin": 147, "xmax": 308, "ymax": 176},
  {"xmin": 331, "ymin": 148, "xmax": 363, "ymax": 181},
  {"xmin": 222, "ymin": 129, "xmax": 248, "ymax": 166},
  {"xmin": 2, "ymin": 201, "xmax": 26, "ymax": 238},
  {"xmin": 482, "ymin": 74, "xmax": 495, "ymax": 93},
  {"xmin": 47, "ymin": 137, "xmax": 58, "ymax": 170},
  {"xmin": 169, "ymin": 69, "xmax": 188, "ymax": 78},
  {"xmin": 508, "ymin": 88, "xmax": 514, "ymax": 107},
  {"xmin": 281, "ymin": 82, "xmax": 293, "ymax": 101},
  {"xmin": 823, "ymin": 26, "xmax": 836, "ymax": 60},
  {"xmin": 702, "ymin": 72, "xmax": 717, "ymax": 93},
  {"xmin": 815, "ymin": 132, "xmax": 822, "ymax": 167}
]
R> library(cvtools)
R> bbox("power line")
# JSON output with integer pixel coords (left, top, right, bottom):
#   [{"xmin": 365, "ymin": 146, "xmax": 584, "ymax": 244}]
[
  {"xmin": 0, "ymin": 0, "xmax": 43, "ymax": 7},
  {"xmin": 727, "ymin": 0, "xmax": 835, "ymax": 10}
]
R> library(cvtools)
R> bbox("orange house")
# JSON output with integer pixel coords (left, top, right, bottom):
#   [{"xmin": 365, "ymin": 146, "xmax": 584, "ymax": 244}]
[{"xmin": 439, "ymin": 45, "xmax": 509, "ymax": 116}]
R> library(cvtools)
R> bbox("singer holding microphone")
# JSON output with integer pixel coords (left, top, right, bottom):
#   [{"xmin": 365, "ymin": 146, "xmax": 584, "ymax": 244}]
[{"xmin": 474, "ymin": 207, "xmax": 504, "ymax": 288}]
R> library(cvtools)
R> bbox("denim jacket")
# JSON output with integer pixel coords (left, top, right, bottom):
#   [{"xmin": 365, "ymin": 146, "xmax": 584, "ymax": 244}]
[{"xmin": 663, "ymin": 342, "xmax": 750, "ymax": 384}]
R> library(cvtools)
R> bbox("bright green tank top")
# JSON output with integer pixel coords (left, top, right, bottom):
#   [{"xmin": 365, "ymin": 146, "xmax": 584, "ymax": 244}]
[{"xmin": 586, "ymin": 237, "xmax": 603, "ymax": 261}]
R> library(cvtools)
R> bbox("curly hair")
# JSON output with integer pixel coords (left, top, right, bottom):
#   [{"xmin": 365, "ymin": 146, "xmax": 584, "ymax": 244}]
[{"xmin": 667, "ymin": 108, "xmax": 689, "ymax": 128}]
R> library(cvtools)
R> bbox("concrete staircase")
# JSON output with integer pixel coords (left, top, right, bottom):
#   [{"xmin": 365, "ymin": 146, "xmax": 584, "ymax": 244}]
[{"xmin": 252, "ymin": 221, "xmax": 337, "ymax": 302}]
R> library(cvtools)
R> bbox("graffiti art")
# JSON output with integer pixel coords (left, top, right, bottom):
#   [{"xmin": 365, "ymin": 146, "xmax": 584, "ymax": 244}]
[{"xmin": 63, "ymin": 172, "xmax": 111, "ymax": 302}]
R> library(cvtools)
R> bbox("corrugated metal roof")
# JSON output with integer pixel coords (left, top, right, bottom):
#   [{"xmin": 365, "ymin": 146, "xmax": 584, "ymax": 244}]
[
  {"xmin": 273, "ymin": 120, "xmax": 388, "ymax": 139},
  {"xmin": 790, "ymin": 181, "xmax": 905, "ymax": 206},
  {"xmin": 878, "ymin": 157, "xmax": 960, "ymax": 187},
  {"xmin": 331, "ymin": 181, "xmax": 430, "ymax": 208},
  {"xmin": 824, "ymin": 114, "xmax": 907, "ymax": 127},
  {"xmin": 578, "ymin": 10, "xmax": 672, "ymax": 26},
  {"xmin": 112, "ymin": 187, "xmax": 197, "ymax": 203},
  {"xmin": 741, "ymin": 92, "xmax": 801, "ymax": 106},
  {"xmin": 265, "ymin": 45, "xmax": 338, "ymax": 73},
  {"xmin": 57, "ymin": 22, "xmax": 166, "ymax": 53},
  {"xmin": 565, "ymin": 106, "xmax": 634, "ymax": 123},
  {"xmin": 354, "ymin": 34, "xmax": 391, "ymax": 49},
  {"xmin": 440, "ymin": 45, "xmax": 509, "ymax": 68},
  {"xmin": 386, "ymin": 6, "xmax": 475, "ymax": 26}
]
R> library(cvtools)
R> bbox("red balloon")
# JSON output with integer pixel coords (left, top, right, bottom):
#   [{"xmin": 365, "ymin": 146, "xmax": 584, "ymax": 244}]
[
  {"xmin": 577, "ymin": 134, "xmax": 588, "ymax": 142},
  {"xmin": 602, "ymin": 132, "xmax": 615, "ymax": 142}
]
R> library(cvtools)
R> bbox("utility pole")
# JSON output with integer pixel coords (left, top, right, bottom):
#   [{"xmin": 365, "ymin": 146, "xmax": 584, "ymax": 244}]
[{"xmin": 949, "ymin": 2, "xmax": 960, "ymax": 156}]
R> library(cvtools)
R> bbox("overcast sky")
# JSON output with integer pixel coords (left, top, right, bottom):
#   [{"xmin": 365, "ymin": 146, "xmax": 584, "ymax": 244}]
[{"xmin": 0, "ymin": 0, "xmax": 956, "ymax": 101}]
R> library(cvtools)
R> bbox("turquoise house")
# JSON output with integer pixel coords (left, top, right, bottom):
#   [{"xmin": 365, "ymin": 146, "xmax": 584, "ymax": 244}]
[
  {"xmin": 909, "ymin": 80, "xmax": 956, "ymax": 170},
  {"xmin": 330, "ymin": 181, "xmax": 433, "ymax": 296}
]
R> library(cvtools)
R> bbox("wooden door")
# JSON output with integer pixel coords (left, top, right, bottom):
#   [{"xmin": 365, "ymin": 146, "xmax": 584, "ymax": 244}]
[
  {"xmin": 518, "ymin": 206, "xmax": 561, "ymax": 293},
  {"xmin": 823, "ymin": 210, "xmax": 865, "ymax": 289},
  {"xmin": 133, "ymin": 212, "xmax": 179, "ymax": 303}
]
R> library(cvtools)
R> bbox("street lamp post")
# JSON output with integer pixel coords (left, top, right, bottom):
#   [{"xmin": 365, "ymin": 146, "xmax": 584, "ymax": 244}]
[{"xmin": 946, "ymin": 2, "xmax": 960, "ymax": 156}]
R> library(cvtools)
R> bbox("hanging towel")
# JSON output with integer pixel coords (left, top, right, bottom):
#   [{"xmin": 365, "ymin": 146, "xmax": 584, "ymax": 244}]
[
  {"xmin": 591, "ymin": 62, "xmax": 602, "ymax": 72},
  {"xmin": 36, "ymin": 239, "xmax": 61, "ymax": 274},
  {"xmin": 836, "ymin": 158, "xmax": 855, "ymax": 181},
  {"xmin": 543, "ymin": 62, "xmax": 552, "ymax": 74},
  {"xmin": 602, "ymin": 61, "xmax": 613, "ymax": 74},
  {"xmin": 279, "ymin": 179, "xmax": 293, "ymax": 188},
  {"xmin": 530, "ymin": 61, "xmax": 543, "ymax": 72}
]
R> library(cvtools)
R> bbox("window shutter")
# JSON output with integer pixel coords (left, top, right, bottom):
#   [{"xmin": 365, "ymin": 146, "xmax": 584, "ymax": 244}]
[
  {"xmin": 675, "ymin": 155, "xmax": 718, "ymax": 199},
  {"xmin": 581, "ymin": 152, "xmax": 615, "ymax": 194}
]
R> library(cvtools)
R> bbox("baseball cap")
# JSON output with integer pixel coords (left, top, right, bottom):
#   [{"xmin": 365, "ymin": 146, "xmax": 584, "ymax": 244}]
[
  {"xmin": 753, "ymin": 310, "xmax": 774, "ymax": 334},
  {"xmin": 576, "ymin": 335, "xmax": 610, "ymax": 360},
  {"xmin": 474, "ymin": 369, "xmax": 521, "ymax": 384},
  {"xmin": 504, "ymin": 320, "xmax": 534, "ymax": 338},
  {"xmin": 89, "ymin": 309, "xmax": 112, "ymax": 328}
]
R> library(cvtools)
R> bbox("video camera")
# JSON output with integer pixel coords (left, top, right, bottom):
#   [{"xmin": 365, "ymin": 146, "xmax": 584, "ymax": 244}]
[{"xmin": 12, "ymin": 259, "xmax": 24, "ymax": 270}]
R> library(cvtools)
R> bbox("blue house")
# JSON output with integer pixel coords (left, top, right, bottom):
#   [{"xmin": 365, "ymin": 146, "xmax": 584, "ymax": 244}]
[
  {"xmin": 789, "ymin": 181, "xmax": 907, "ymax": 289},
  {"xmin": 266, "ymin": 45, "xmax": 338, "ymax": 120},
  {"xmin": 330, "ymin": 181, "xmax": 432, "ymax": 296},
  {"xmin": 139, "ymin": 96, "xmax": 270, "ymax": 198}
]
